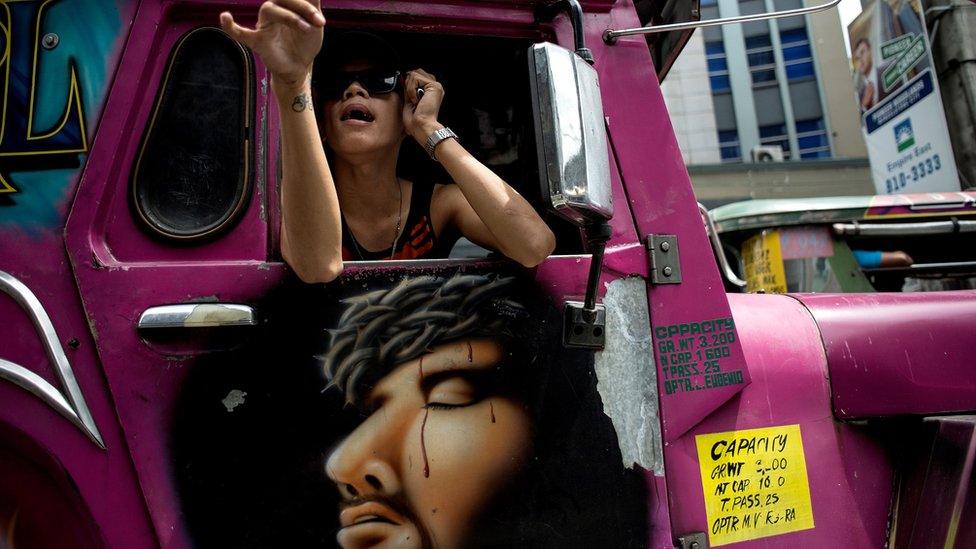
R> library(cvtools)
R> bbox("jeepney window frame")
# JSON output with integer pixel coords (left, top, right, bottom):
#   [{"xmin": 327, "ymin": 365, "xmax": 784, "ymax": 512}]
[{"xmin": 130, "ymin": 26, "xmax": 256, "ymax": 242}]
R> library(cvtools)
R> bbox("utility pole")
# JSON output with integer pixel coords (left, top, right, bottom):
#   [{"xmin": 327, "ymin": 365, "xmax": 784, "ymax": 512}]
[{"xmin": 927, "ymin": 0, "xmax": 976, "ymax": 189}]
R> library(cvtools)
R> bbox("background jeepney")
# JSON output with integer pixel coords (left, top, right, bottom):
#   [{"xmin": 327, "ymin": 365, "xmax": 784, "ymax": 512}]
[
  {"xmin": 1, "ymin": 0, "xmax": 975, "ymax": 547},
  {"xmin": 706, "ymin": 192, "xmax": 976, "ymax": 293}
]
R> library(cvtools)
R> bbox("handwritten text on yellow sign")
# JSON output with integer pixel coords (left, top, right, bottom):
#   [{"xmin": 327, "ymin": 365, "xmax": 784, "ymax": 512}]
[
  {"xmin": 742, "ymin": 231, "xmax": 788, "ymax": 293},
  {"xmin": 696, "ymin": 424, "xmax": 814, "ymax": 546}
]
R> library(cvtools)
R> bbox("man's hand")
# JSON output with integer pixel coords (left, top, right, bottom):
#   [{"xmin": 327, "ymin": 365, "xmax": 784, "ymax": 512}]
[
  {"xmin": 220, "ymin": 0, "xmax": 325, "ymax": 92},
  {"xmin": 402, "ymin": 69, "xmax": 445, "ymax": 143}
]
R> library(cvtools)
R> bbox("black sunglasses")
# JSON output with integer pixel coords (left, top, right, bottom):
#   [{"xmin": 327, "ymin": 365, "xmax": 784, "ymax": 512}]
[{"xmin": 321, "ymin": 69, "xmax": 401, "ymax": 99}]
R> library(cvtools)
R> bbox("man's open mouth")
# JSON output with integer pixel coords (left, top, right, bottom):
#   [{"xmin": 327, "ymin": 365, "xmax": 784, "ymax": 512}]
[{"xmin": 340, "ymin": 104, "xmax": 375, "ymax": 123}]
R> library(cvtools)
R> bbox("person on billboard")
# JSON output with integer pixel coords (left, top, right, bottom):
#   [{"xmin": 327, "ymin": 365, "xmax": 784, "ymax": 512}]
[
  {"xmin": 320, "ymin": 274, "xmax": 647, "ymax": 547},
  {"xmin": 854, "ymin": 37, "xmax": 879, "ymax": 112},
  {"xmin": 219, "ymin": 3, "xmax": 555, "ymax": 280}
]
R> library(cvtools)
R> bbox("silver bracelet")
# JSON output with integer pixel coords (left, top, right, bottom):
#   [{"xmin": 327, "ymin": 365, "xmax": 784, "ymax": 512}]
[{"xmin": 424, "ymin": 127, "xmax": 458, "ymax": 162}]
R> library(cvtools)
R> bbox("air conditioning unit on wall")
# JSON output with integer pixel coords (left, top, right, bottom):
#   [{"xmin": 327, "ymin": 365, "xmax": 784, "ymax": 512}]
[{"xmin": 751, "ymin": 145, "xmax": 785, "ymax": 162}]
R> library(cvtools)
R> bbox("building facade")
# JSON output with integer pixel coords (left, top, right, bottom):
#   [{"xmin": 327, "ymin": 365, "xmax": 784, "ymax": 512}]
[{"xmin": 662, "ymin": 1, "xmax": 874, "ymax": 202}]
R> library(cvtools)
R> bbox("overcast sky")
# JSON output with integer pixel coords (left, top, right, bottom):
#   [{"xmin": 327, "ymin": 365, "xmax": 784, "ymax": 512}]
[{"xmin": 837, "ymin": 0, "xmax": 862, "ymax": 57}]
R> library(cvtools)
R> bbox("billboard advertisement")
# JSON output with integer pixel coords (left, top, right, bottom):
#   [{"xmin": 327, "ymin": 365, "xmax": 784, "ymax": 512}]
[{"xmin": 848, "ymin": 0, "xmax": 959, "ymax": 194}]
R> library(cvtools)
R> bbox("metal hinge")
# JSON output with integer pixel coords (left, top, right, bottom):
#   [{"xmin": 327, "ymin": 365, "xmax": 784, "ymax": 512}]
[
  {"xmin": 647, "ymin": 234, "xmax": 682, "ymax": 284},
  {"xmin": 676, "ymin": 532, "xmax": 707, "ymax": 549}
]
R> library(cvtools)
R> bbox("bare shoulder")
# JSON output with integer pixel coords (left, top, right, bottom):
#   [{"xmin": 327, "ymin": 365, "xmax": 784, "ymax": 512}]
[
  {"xmin": 429, "ymin": 183, "xmax": 464, "ymax": 234},
  {"xmin": 430, "ymin": 182, "xmax": 466, "ymax": 213}
]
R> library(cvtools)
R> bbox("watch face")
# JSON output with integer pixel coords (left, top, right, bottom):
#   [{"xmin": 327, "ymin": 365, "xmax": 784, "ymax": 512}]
[{"xmin": 426, "ymin": 128, "xmax": 456, "ymax": 161}]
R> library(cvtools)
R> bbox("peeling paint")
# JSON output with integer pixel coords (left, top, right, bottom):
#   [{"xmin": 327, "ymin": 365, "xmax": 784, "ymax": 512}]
[
  {"xmin": 86, "ymin": 316, "xmax": 99, "ymax": 341},
  {"xmin": 222, "ymin": 389, "xmax": 247, "ymax": 412},
  {"xmin": 593, "ymin": 277, "xmax": 664, "ymax": 473},
  {"xmin": 256, "ymin": 93, "xmax": 268, "ymax": 223},
  {"xmin": 183, "ymin": 295, "xmax": 219, "ymax": 304}
]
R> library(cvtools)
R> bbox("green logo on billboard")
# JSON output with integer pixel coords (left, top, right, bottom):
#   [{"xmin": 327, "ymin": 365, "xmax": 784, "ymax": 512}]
[
  {"xmin": 883, "ymin": 36, "xmax": 926, "ymax": 91},
  {"xmin": 894, "ymin": 119, "xmax": 915, "ymax": 152},
  {"xmin": 881, "ymin": 34, "xmax": 914, "ymax": 60}
]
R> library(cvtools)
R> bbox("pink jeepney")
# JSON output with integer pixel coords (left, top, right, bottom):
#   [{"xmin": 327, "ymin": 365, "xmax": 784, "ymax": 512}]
[{"xmin": 1, "ymin": 0, "xmax": 974, "ymax": 547}]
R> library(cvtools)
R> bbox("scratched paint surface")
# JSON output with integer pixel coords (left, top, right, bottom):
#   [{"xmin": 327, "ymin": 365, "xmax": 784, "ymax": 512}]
[{"xmin": 0, "ymin": 0, "xmax": 122, "ymax": 229}]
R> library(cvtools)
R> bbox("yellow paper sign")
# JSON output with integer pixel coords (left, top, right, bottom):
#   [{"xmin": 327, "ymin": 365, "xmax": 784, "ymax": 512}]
[
  {"xmin": 695, "ymin": 424, "xmax": 814, "ymax": 546},
  {"xmin": 742, "ymin": 231, "xmax": 788, "ymax": 293}
]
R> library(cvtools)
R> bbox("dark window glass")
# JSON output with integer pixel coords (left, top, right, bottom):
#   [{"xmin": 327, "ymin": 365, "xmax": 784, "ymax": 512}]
[
  {"xmin": 710, "ymin": 75, "xmax": 732, "ymax": 91},
  {"xmin": 745, "ymin": 35, "xmax": 772, "ymax": 50},
  {"xmin": 782, "ymin": 44, "xmax": 811, "ymax": 62},
  {"xmin": 132, "ymin": 28, "xmax": 253, "ymax": 240},
  {"xmin": 779, "ymin": 27, "xmax": 809, "ymax": 45},
  {"xmin": 779, "ymin": 26, "xmax": 815, "ymax": 82},
  {"xmin": 705, "ymin": 42, "xmax": 725, "ymax": 56},
  {"xmin": 746, "ymin": 34, "xmax": 777, "ymax": 85},
  {"xmin": 706, "ymin": 40, "xmax": 731, "ymax": 92},
  {"xmin": 785, "ymin": 62, "xmax": 815, "ymax": 79},
  {"xmin": 707, "ymin": 57, "xmax": 728, "ymax": 72},
  {"xmin": 759, "ymin": 124, "xmax": 787, "ymax": 139},
  {"xmin": 751, "ymin": 69, "xmax": 777, "ymax": 83},
  {"xmin": 747, "ymin": 50, "xmax": 775, "ymax": 67},
  {"xmin": 718, "ymin": 130, "xmax": 742, "ymax": 162},
  {"xmin": 796, "ymin": 118, "xmax": 830, "ymax": 158}
]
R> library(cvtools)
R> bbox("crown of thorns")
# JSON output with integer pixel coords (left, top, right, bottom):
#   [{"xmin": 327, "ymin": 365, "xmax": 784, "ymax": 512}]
[{"xmin": 322, "ymin": 274, "xmax": 526, "ymax": 404}]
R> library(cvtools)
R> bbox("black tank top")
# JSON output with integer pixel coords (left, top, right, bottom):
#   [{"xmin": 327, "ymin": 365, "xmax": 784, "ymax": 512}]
[{"xmin": 340, "ymin": 183, "xmax": 459, "ymax": 260}]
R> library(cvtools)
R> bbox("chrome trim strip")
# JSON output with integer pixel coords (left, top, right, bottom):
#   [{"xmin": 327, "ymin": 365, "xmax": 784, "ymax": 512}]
[
  {"xmin": 603, "ymin": 0, "xmax": 842, "ymax": 42},
  {"xmin": 863, "ymin": 260, "xmax": 976, "ymax": 273},
  {"xmin": 137, "ymin": 303, "xmax": 257, "ymax": 329},
  {"xmin": 700, "ymin": 203, "xmax": 747, "ymax": 288},
  {"xmin": 833, "ymin": 220, "xmax": 976, "ymax": 236},
  {"xmin": 0, "ymin": 271, "xmax": 105, "ymax": 449}
]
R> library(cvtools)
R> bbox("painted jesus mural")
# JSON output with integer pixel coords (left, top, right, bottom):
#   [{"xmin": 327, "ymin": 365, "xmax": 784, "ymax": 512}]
[{"xmin": 319, "ymin": 274, "xmax": 647, "ymax": 548}]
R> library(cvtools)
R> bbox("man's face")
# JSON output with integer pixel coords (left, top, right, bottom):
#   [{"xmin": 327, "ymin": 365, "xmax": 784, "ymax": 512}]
[
  {"xmin": 322, "ymin": 59, "xmax": 405, "ymax": 157},
  {"xmin": 325, "ymin": 339, "xmax": 533, "ymax": 548},
  {"xmin": 855, "ymin": 41, "xmax": 873, "ymax": 74}
]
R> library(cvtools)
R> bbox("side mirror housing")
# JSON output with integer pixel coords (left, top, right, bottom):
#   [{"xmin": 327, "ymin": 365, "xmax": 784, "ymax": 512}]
[{"xmin": 528, "ymin": 42, "xmax": 613, "ymax": 226}]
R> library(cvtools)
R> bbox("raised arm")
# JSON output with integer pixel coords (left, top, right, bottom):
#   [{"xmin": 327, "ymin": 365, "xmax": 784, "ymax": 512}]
[
  {"xmin": 402, "ymin": 70, "xmax": 556, "ymax": 267},
  {"xmin": 220, "ymin": 1, "xmax": 343, "ymax": 283}
]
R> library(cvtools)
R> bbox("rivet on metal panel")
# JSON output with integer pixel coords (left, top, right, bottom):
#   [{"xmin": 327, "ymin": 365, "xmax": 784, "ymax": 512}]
[{"xmin": 42, "ymin": 33, "xmax": 59, "ymax": 50}]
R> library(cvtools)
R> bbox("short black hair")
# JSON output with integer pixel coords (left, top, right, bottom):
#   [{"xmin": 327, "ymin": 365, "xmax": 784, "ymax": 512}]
[
  {"xmin": 322, "ymin": 274, "xmax": 529, "ymax": 404},
  {"xmin": 313, "ymin": 30, "xmax": 401, "ymax": 87}
]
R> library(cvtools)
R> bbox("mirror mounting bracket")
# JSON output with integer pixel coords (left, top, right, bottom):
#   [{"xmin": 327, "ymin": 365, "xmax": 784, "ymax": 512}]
[
  {"xmin": 536, "ymin": 0, "xmax": 595, "ymax": 64},
  {"xmin": 564, "ymin": 221, "xmax": 613, "ymax": 349}
]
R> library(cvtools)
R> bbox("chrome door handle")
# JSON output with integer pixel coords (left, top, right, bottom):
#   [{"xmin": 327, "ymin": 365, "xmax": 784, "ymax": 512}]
[{"xmin": 137, "ymin": 303, "xmax": 257, "ymax": 329}]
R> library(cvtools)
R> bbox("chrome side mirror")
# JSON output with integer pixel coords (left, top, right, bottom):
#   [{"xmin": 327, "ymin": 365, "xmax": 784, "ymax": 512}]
[{"xmin": 528, "ymin": 42, "xmax": 612, "ymax": 225}]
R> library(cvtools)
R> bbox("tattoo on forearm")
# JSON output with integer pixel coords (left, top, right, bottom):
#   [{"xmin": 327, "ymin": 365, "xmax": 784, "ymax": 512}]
[{"xmin": 291, "ymin": 92, "xmax": 311, "ymax": 113}]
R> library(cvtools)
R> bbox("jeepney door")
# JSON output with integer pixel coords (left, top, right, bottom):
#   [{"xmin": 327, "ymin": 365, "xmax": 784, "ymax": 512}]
[{"xmin": 63, "ymin": 6, "xmax": 282, "ymax": 546}]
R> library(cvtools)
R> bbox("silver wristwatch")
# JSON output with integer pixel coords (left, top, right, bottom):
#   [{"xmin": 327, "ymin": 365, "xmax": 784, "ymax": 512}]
[{"xmin": 424, "ymin": 127, "xmax": 458, "ymax": 161}]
